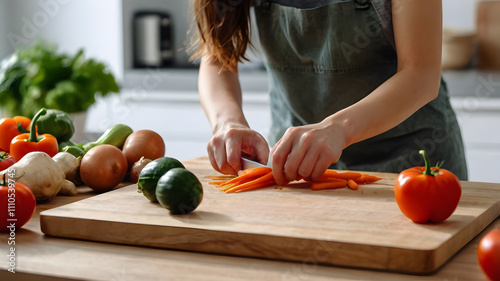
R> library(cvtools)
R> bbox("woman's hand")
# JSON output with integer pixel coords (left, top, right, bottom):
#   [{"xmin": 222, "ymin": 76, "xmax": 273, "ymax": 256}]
[
  {"xmin": 208, "ymin": 124, "xmax": 270, "ymax": 175},
  {"xmin": 271, "ymin": 119, "xmax": 348, "ymax": 186}
]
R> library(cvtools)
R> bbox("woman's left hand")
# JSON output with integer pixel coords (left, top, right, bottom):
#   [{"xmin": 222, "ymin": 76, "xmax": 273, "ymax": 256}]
[{"xmin": 271, "ymin": 119, "xmax": 347, "ymax": 186}]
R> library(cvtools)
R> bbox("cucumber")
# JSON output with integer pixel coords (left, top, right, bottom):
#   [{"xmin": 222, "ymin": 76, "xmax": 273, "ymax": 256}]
[
  {"xmin": 83, "ymin": 124, "xmax": 133, "ymax": 152},
  {"xmin": 137, "ymin": 157, "xmax": 185, "ymax": 203},
  {"xmin": 156, "ymin": 168, "xmax": 203, "ymax": 215}
]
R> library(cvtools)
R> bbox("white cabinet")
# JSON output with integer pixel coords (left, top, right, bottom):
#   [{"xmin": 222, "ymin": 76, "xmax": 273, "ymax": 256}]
[
  {"xmin": 445, "ymin": 71, "xmax": 500, "ymax": 183},
  {"xmin": 450, "ymin": 101, "xmax": 500, "ymax": 183}
]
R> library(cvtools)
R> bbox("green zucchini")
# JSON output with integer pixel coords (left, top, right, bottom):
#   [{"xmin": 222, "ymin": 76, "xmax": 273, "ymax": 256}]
[
  {"xmin": 83, "ymin": 124, "xmax": 133, "ymax": 152},
  {"xmin": 137, "ymin": 157, "xmax": 185, "ymax": 203}
]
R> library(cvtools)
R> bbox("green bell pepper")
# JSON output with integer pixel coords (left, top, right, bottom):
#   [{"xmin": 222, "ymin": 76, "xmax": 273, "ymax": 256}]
[{"xmin": 36, "ymin": 109, "xmax": 75, "ymax": 143}]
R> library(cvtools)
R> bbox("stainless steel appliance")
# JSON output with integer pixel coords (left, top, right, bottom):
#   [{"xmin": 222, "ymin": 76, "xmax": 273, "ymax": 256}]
[{"xmin": 133, "ymin": 11, "xmax": 173, "ymax": 68}]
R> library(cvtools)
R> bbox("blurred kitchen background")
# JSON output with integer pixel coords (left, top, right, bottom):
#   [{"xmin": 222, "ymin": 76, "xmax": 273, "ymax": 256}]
[{"xmin": 0, "ymin": 0, "xmax": 499, "ymax": 183}]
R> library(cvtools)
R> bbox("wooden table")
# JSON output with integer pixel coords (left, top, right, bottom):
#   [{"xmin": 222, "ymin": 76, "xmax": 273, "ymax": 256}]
[{"xmin": 1, "ymin": 183, "xmax": 498, "ymax": 281}]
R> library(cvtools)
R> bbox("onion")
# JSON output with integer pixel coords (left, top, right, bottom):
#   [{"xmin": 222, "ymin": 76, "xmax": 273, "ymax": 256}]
[
  {"xmin": 80, "ymin": 144, "xmax": 128, "ymax": 192},
  {"xmin": 122, "ymin": 130, "xmax": 165, "ymax": 171}
]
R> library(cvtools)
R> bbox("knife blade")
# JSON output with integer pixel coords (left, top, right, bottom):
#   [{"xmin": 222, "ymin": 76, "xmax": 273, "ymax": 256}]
[{"xmin": 241, "ymin": 157, "xmax": 268, "ymax": 170}]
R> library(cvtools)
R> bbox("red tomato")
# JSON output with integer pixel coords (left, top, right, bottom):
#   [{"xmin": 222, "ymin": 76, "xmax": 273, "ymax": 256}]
[
  {"xmin": 394, "ymin": 150, "xmax": 461, "ymax": 223},
  {"xmin": 478, "ymin": 228, "xmax": 500, "ymax": 281},
  {"xmin": 0, "ymin": 152, "xmax": 16, "ymax": 171},
  {"xmin": 0, "ymin": 177, "xmax": 36, "ymax": 232}
]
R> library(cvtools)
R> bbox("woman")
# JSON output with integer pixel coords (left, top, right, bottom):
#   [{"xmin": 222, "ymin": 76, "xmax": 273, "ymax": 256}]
[{"xmin": 191, "ymin": 0, "xmax": 468, "ymax": 185}]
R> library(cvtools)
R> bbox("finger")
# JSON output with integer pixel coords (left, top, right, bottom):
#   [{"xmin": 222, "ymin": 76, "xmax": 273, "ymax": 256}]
[
  {"xmin": 213, "ymin": 137, "xmax": 238, "ymax": 175},
  {"xmin": 272, "ymin": 133, "xmax": 294, "ymax": 186},
  {"xmin": 253, "ymin": 134, "xmax": 270, "ymax": 165},
  {"xmin": 283, "ymin": 143, "xmax": 307, "ymax": 182},
  {"xmin": 310, "ymin": 153, "xmax": 335, "ymax": 181},
  {"xmin": 225, "ymin": 135, "xmax": 242, "ymax": 172},
  {"xmin": 297, "ymin": 145, "xmax": 320, "ymax": 180},
  {"xmin": 207, "ymin": 143, "xmax": 223, "ymax": 174}
]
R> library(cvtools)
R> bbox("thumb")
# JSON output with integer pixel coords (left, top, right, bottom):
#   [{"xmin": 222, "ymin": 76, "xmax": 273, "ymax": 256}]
[{"xmin": 253, "ymin": 141, "xmax": 270, "ymax": 166}]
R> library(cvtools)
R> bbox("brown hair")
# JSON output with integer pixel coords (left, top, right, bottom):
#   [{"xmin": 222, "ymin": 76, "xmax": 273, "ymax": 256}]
[{"xmin": 189, "ymin": 0, "xmax": 253, "ymax": 72}]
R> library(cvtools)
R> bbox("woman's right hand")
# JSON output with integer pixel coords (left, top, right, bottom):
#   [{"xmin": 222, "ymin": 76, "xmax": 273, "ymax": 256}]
[{"xmin": 207, "ymin": 124, "xmax": 270, "ymax": 175}]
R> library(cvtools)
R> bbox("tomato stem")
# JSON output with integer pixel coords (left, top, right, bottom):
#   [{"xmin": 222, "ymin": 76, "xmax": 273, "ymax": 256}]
[
  {"xmin": 419, "ymin": 150, "xmax": 434, "ymax": 176},
  {"xmin": 0, "ymin": 151, "xmax": 8, "ymax": 160}
]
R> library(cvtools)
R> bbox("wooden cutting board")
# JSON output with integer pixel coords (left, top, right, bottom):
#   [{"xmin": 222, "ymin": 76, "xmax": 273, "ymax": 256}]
[{"xmin": 40, "ymin": 157, "xmax": 500, "ymax": 275}]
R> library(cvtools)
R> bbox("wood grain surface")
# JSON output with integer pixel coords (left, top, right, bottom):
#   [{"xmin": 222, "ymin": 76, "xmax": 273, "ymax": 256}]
[{"xmin": 40, "ymin": 157, "xmax": 500, "ymax": 275}]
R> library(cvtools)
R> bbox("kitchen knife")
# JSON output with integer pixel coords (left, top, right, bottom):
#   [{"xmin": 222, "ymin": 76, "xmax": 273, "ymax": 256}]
[{"xmin": 241, "ymin": 154, "xmax": 272, "ymax": 170}]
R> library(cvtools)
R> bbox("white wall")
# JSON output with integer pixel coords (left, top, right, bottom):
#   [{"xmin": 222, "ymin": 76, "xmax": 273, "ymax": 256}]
[
  {"xmin": 0, "ymin": 1, "xmax": 11, "ymax": 59},
  {"xmin": 443, "ymin": 0, "xmax": 478, "ymax": 31},
  {"xmin": 0, "ymin": 0, "xmax": 123, "ymax": 81}
]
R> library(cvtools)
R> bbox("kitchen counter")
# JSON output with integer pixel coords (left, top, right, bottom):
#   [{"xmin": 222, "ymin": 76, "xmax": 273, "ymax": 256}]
[{"xmin": 1, "ymin": 162, "xmax": 499, "ymax": 281}]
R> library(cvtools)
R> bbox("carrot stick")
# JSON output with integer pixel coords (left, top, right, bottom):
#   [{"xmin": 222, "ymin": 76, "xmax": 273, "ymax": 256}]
[
  {"xmin": 363, "ymin": 175, "xmax": 383, "ymax": 183},
  {"xmin": 353, "ymin": 174, "xmax": 383, "ymax": 184},
  {"xmin": 315, "ymin": 175, "xmax": 346, "ymax": 183},
  {"xmin": 205, "ymin": 175, "xmax": 235, "ymax": 180},
  {"xmin": 235, "ymin": 179, "xmax": 276, "ymax": 193},
  {"xmin": 310, "ymin": 179, "xmax": 347, "ymax": 190},
  {"xmin": 221, "ymin": 167, "xmax": 272, "ymax": 187},
  {"xmin": 225, "ymin": 171, "xmax": 275, "ymax": 193},
  {"xmin": 238, "ymin": 167, "xmax": 268, "ymax": 176},
  {"xmin": 208, "ymin": 180, "xmax": 229, "ymax": 186},
  {"xmin": 323, "ymin": 170, "xmax": 362, "ymax": 180},
  {"xmin": 347, "ymin": 179, "xmax": 359, "ymax": 190}
]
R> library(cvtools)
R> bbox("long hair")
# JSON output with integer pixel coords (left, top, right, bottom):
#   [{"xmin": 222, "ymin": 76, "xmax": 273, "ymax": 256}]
[{"xmin": 189, "ymin": 0, "xmax": 253, "ymax": 72}]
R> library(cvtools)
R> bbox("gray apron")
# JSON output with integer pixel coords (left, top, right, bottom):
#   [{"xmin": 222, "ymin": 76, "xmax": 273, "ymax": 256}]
[{"xmin": 254, "ymin": 0, "xmax": 468, "ymax": 180}]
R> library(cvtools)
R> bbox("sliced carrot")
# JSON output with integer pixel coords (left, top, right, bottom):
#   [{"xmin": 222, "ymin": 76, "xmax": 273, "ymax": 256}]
[
  {"xmin": 208, "ymin": 180, "xmax": 229, "ymax": 186},
  {"xmin": 353, "ymin": 174, "xmax": 383, "ymax": 184},
  {"xmin": 347, "ymin": 179, "xmax": 359, "ymax": 190},
  {"xmin": 363, "ymin": 175, "xmax": 383, "ymax": 183},
  {"xmin": 322, "ymin": 170, "xmax": 362, "ymax": 180},
  {"xmin": 310, "ymin": 179, "xmax": 347, "ymax": 190},
  {"xmin": 315, "ymin": 175, "xmax": 344, "ymax": 183},
  {"xmin": 221, "ymin": 167, "xmax": 272, "ymax": 187},
  {"xmin": 225, "ymin": 171, "xmax": 275, "ymax": 193},
  {"xmin": 235, "ymin": 179, "xmax": 276, "ymax": 193},
  {"xmin": 205, "ymin": 175, "xmax": 235, "ymax": 180},
  {"xmin": 239, "ymin": 167, "xmax": 272, "ymax": 177}
]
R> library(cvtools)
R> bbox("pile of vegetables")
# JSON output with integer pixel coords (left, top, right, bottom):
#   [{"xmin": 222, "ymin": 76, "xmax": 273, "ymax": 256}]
[
  {"xmin": 0, "ymin": 106, "xmax": 167, "ymax": 231},
  {"xmin": 207, "ymin": 167, "xmax": 382, "ymax": 193}
]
